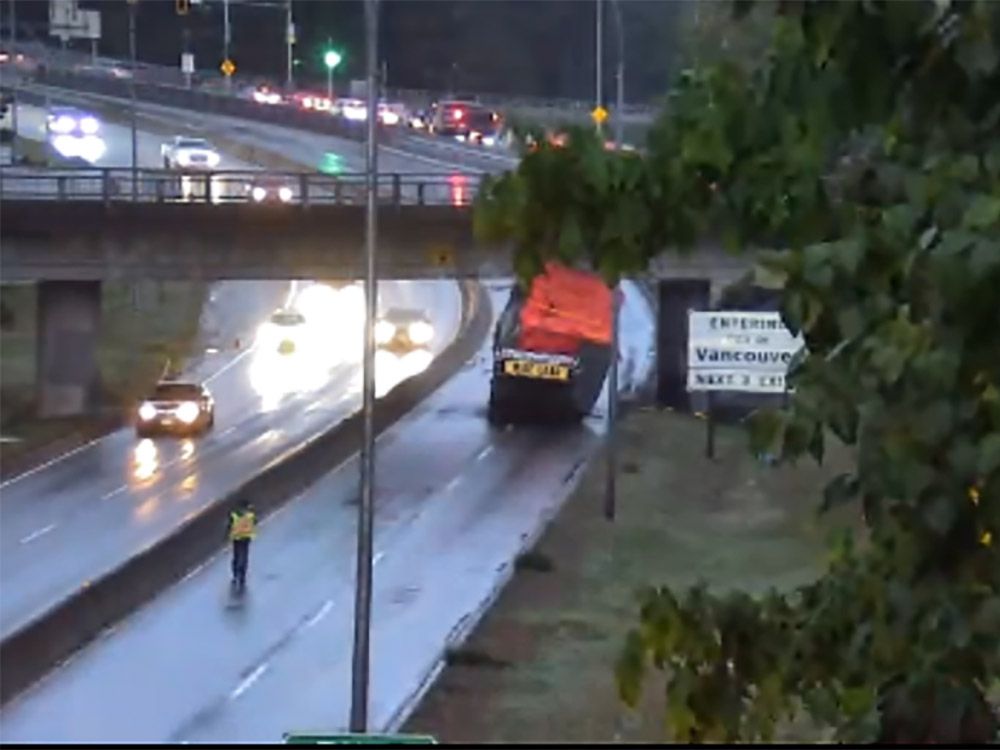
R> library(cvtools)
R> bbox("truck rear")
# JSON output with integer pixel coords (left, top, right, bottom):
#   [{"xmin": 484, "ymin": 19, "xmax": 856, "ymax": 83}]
[{"xmin": 488, "ymin": 263, "xmax": 613, "ymax": 425}]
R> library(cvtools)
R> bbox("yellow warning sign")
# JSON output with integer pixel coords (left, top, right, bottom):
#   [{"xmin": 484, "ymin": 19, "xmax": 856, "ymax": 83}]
[
  {"xmin": 591, "ymin": 105, "xmax": 608, "ymax": 125},
  {"xmin": 220, "ymin": 58, "xmax": 236, "ymax": 77}
]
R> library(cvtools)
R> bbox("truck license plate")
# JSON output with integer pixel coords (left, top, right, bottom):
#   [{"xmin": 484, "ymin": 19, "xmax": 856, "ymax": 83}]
[{"xmin": 503, "ymin": 360, "xmax": 569, "ymax": 381}]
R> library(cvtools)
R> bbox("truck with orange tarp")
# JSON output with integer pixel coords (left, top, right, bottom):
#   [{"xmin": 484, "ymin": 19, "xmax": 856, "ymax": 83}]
[{"xmin": 488, "ymin": 263, "xmax": 613, "ymax": 424}]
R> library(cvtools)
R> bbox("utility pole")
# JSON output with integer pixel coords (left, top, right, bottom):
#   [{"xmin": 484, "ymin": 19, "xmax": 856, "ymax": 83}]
[
  {"xmin": 595, "ymin": 0, "xmax": 603, "ymax": 135},
  {"xmin": 349, "ymin": 0, "xmax": 379, "ymax": 734},
  {"xmin": 128, "ymin": 0, "xmax": 138, "ymax": 200},
  {"xmin": 285, "ymin": 0, "xmax": 293, "ymax": 91},
  {"xmin": 223, "ymin": 0, "xmax": 231, "ymax": 92},
  {"xmin": 8, "ymin": 0, "xmax": 18, "ymax": 164},
  {"xmin": 605, "ymin": 287, "xmax": 620, "ymax": 520},
  {"xmin": 612, "ymin": 0, "xmax": 625, "ymax": 148}
]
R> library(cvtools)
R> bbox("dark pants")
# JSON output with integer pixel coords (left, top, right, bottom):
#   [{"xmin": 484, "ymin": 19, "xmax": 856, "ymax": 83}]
[{"xmin": 231, "ymin": 539, "xmax": 250, "ymax": 584}]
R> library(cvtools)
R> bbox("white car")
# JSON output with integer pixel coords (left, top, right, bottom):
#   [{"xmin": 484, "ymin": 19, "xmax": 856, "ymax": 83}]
[{"xmin": 161, "ymin": 136, "xmax": 220, "ymax": 170}]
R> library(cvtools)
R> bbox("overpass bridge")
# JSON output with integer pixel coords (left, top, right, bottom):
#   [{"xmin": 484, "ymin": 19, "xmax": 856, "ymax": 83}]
[{"xmin": 1, "ymin": 168, "xmax": 504, "ymax": 281}]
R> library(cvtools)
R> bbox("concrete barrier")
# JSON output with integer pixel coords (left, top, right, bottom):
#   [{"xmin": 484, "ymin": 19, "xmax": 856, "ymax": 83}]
[{"xmin": 0, "ymin": 280, "xmax": 493, "ymax": 706}]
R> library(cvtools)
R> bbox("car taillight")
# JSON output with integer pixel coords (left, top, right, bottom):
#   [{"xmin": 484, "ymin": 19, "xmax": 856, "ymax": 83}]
[{"xmin": 452, "ymin": 109, "xmax": 464, "ymax": 121}]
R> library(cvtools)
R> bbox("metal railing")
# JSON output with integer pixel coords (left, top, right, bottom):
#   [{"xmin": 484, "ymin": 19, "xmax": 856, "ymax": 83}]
[{"xmin": 0, "ymin": 167, "xmax": 484, "ymax": 207}]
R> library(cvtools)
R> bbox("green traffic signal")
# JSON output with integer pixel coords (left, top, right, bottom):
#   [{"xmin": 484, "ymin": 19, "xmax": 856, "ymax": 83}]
[{"xmin": 323, "ymin": 50, "xmax": 343, "ymax": 70}]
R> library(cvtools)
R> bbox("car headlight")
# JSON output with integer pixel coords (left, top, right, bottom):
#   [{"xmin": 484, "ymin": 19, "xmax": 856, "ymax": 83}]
[
  {"xmin": 49, "ymin": 115, "xmax": 76, "ymax": 133},
  {"xmin": 206, "ymin": 152, "xmax": 220, "ymax": 167},
  {"xmin": 380, "ymin": 111, "xmax": 399, "ymax": 125},
  {"xmin": 138, "ymin": 402, "xmax": 157, "ymax": 421},
  {"xmin": 482, "ymin": 136, "xmax": 495, "ymax": 147},
  {"xmin": 79, "ymin": 116, "xmax": 100, "ymax": 134},
  {"xmin": 177, "ymin": 151, "xmax": 192, "ymax": 166},
  {"xmin": 408, "ymin": 320, "xmax": 434, "ymax": 345},
  {"xmin": 252, "ymin": 186, "xmax": 267, "ymax": 202},
  {"xmin": 278, "ymin": 186, "xmax": 293, "ymax": 203},
  {"xmin": 374, "ymin": 320, "xmax": 396, "ymax": 344},
  {"xmin": 175, "ymin": 401, "xmax": 201, "ymax": 424}
]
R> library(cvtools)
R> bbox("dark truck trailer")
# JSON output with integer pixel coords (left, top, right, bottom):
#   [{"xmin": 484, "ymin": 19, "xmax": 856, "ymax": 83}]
[{"xmin": 488, "ymin": 264, "xmax": 613, "ymax": 425}]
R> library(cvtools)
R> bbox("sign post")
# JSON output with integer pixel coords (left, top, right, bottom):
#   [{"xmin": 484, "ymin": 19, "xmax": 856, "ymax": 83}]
[{"xmin": 687, "ymin": 310, "xmax": 804, "ymax": 457}]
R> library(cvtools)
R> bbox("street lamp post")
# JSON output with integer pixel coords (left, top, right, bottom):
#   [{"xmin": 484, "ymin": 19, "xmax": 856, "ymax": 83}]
[
  {"xmin": 223, "ymin": 0, "xmax": 231, "ymax": 92},
  {"xmin": 595, "ymin": 0, "xmax": 603, "ymax": 135},
  {"xmin": 285, "ymin": 0, "xmax": 293, "ymax": 90},
  {"xmin": 8, "ymin": 0, "xmax": 18, "ymax": 164},
  {"xmin": 323, "ymin": 47, "xmax": 342, "ymax": 102},
  {"xmin": 128, "ymin": 0, "xmax": 138, "ymax": 201},
  {"xmin": 349, "ymin": 0, "xmax": 378, "ymax": 734},
  {"xmin": 611, "ymin": 0, "xmax": 625, "ymax": 148}
]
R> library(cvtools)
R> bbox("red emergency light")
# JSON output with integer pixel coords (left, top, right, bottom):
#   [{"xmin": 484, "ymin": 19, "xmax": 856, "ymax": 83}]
[{"xmin": 452, "ymin": 108, "xmax": 464, "ymax": 121}]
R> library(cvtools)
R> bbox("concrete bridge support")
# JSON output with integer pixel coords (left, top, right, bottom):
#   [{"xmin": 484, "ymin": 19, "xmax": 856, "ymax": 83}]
[{"xmin": 35, "ymin": 280, "xmax": 102, "ymax": 417}]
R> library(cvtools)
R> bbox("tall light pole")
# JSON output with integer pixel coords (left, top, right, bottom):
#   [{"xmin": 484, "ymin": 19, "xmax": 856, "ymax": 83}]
[
  {"xmin": 128, "ymin": 0, "xmax": 138, "ymax": 200},
  {"xmin": 595, "ymin": 0, "xmax": 603, "ymax": 135},
  {"xmin": 8, "ymin": 0, "xmax": 18, "ymax": 164},
  {"xmin": 285, "ymin": 0, "xmax": 293, "ymax": 90},
  {"xmin": 223, "ymin": 0, "xmax": 231, "ymax": 92},
  {"xmin": 611, "ymin": 0, "xmax": 624, "ymax": 148},
  {"xmin": 349, "ymin": 0, "xmax": 378, "ymax": 733},
  {"xmin": 323, "ymin": 47, "xmax": 342, "ymax": 102}
]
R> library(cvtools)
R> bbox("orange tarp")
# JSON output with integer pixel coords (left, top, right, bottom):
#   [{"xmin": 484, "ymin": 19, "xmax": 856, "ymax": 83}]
[{"xmin": 517, "ymin": 263, "xmax": 612, "ymax": 354}]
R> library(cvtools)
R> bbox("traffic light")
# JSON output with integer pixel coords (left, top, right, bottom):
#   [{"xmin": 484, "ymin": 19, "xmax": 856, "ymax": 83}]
[
  {"xmin": 176, "ymin": 0, "xmax": 189, "ymax": 15},
  {"xmin": 323, "ymin": 49, "xmax": 343, "ymax": 70}
]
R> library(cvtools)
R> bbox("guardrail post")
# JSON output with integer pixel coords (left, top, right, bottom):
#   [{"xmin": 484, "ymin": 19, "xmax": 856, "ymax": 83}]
[
  {"xmin": 300, "ymin": 173, "xmax": 309, "ymax": 208},
  {"xmin": 155, "ymin": 174, "xmax": 165, "ymax": 203},
  {"xmin": 102, "ymin": 170, "xmax": 112, "ymax": 204},
  {"xmin": 417, "ymin": 181, "xmax": 425, "ymax": 206},
  {"xmin": 392, "ymin": 173, "xmax": 401, "ymax": 206},
  {"xmin": 57, "ymin": 176, "xmax": 67, "ymax": 201},
  {"xmin": 204, "ymin": 172, "xmax": 213, "ymax": 204},
  {"xmin": 334, "ymin": 178, "xmax": 343, "ymax": 204}
]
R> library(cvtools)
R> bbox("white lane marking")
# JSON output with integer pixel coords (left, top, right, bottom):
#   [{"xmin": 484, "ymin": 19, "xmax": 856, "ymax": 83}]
[
  {"xmin": 374, "ymin": 551, "xmax": 386, "ymax": 566},
  {"xmin": 203, "ymin": 344, "xmax": 255, "ymax": 385},
  {"xmin": 179, "ymin": 560, "xmax": 208, "ymax": 585},
  {"xmin": 285, "ymin": 280, "xmax": 298, "ymax": 307},
  {"xmin": 219, "ymin": 426, "xmax": 238, "ymax": 438},
  {"xmin": 305, "ymin": 600, "xmax": 334, "ymax": 629},
  {"xmin": 445, "ymin": 476, "xmax": 462, "ymax": 492},
  {"xmin": 230, "ymin": 663, "xmax": 269, "ymax": 700},
  {"xmin": 0, "ymin": 434, "xmax": 108, "ymax": 489},
  {"xmin": 102, "ymin": 486, "xmax": 126, "ymax": 500},
  {"xmin": 20, "ymin": 523, "xmax": 56, "ymax": 545},
  {"xmin": 476, "ymin": 445, "xmax": 494, "ymax": 462}
]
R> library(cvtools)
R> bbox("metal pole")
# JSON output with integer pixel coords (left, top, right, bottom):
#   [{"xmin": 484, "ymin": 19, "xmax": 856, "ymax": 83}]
[
  {"xmin": 327, "ymin": 64, "xmax": 332, "ymax": 102},
  {"xmin": 349, "ymin": 0, "xmax": 378, "ymax": 733},
  {"xmin": 129, "ymin": 0, "xmax": 138, "ymax": 201},
  {"xmin": 595, "ymin": 0, "xmax": 603, "ymax": 134},
  {"xmin": 604, "ymin": 286, "xmax": 619, "ymax": 521},
  {"xmin": 9, "ymin": 0, "xmax": 18, "ymax": 164},
  {"xmin": 223, "ymin": 0, "xmax": 231, "ymax": 93},
  {"xmin": 285, "ymin": 0, "xmax": 293, "ymax": 90},
  {"xmin": 612, "ymin": 0, "xmax": 624, "ymax": 148}
]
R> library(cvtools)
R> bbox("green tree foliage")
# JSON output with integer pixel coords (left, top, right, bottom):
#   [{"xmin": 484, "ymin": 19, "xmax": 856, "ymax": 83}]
[{"xmin": 474, "ymin": 0, "xmax": 1000, "ymax": 742}]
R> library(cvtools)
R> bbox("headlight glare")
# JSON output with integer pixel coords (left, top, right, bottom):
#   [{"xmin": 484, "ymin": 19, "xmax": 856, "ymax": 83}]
[
  {"xmin": 50, "ymin": 115, "xmax": 76, "ymax": 133},
  {"xmin": 408, "ymin": 320, "xmax": 434, "ymax": 345},
  {"xmin": 138, "ymin": 402, "xmax": 157, "ymax": 421},
  {"xmin": 374, "ymin": 320, "xmax": 396, "ymax": 344},
  {"xmin": 252, "ymin": 186, "xmax": 267, "ymax": 202},
  {"xmin": 278, "ymin": 186, "xmax": 293, "ymax": 202},
  {"xmin": 80, "ymin": 116, "xmax": 100, "ymax": 134},
  {"xmin": 176, "ymin": 401, "xmax": 200, "ymax": 424}
]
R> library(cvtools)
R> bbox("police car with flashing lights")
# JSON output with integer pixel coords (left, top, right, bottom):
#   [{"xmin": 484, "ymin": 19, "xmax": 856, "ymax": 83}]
[{"xmin": 136, "ymin": 381, "xmax": 215, "ymax": 437}]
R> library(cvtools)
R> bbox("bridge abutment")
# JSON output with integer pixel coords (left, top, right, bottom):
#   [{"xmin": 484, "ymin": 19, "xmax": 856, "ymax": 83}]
[{"xmin": 35, "ymin": 280, "xmax": 103, "ymax": 417}]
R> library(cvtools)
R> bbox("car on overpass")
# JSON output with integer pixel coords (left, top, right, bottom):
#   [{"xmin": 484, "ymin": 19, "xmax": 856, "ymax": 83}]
[
  {"xmin": 136, "ymin": 381, "xmax": 215, "ymax": 437},
  {"xmin": 428, "ymin": 100, "xmax": 488, "ymax": 137},
  {"xmin": 244, "ymin": 174, "xmax": 296, "ymax": 204},
  {"xmin": 457, "ymin": 109, "xmax": 506, "ymax": 147},
  {"xmin": 161, "ymin": 136, "xmax": 221, "ymax": 170}
]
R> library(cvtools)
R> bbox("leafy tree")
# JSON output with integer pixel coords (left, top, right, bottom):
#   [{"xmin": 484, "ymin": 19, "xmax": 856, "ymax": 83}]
[{"xmin": 475, "ymin": 0, "xmax": 1000, "ymax": 742}]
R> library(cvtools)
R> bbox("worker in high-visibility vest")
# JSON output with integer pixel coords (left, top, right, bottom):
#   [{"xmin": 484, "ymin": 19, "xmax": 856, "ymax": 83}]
[{"xmin": 226, "ymin": 499, "xmax": 257, "ymax": 591}]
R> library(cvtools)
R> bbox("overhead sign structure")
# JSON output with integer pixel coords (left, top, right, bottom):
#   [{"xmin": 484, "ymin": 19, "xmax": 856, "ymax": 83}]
[
  {"xmin": 220, "ymin": 58, "xmax": 236, "ymax": 77},
  {"xmin": 591, "ymin": 105, "xmax": 608, "ymax": 125},
  {"xmin": 687, "ymin": 310, "xmax": 804, "ymax": 394},
  {"xmin": 49, "ymin": 0, "xmax": 101, "ymax": 42},
  {"xmin": 284, "ymin": 733, "xmax": 437, "ymax": 745}
]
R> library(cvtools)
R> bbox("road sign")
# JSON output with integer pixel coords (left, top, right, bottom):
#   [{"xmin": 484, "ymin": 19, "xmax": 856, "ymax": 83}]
[
  {"xmin": 220, "ymin": 58, "xmax": 236, "ymax": 77},
  {"xmin": 686, "ymin": 310, "xmax": 804, "ymax": 394},
  {"xmin": 591, "ymin": 105, "xmax": 608, "ymax": 125},
  {"xmin": 284, "ymin": 733, "xmax": 436, "ymax": 745},
  {"xmin": 181, "ymin": 53, "xmax": 195, "ymax": 75}
]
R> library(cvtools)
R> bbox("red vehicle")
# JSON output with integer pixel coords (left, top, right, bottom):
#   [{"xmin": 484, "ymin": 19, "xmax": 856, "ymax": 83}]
[{"xmin": 290, "ymin": 91, "xmax": 332, "ymax": 112}]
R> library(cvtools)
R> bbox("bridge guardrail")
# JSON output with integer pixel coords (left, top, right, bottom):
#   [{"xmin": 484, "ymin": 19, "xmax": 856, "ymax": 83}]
[{"xmin": 0, "ymin": 167, "xmax": 484, "ymax": 207}]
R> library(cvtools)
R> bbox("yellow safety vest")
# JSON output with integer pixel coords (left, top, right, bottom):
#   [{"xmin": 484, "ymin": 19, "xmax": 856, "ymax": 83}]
[{"xmin": 230, "ymin": 510, "xmax": 256, "ymax": 541}]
